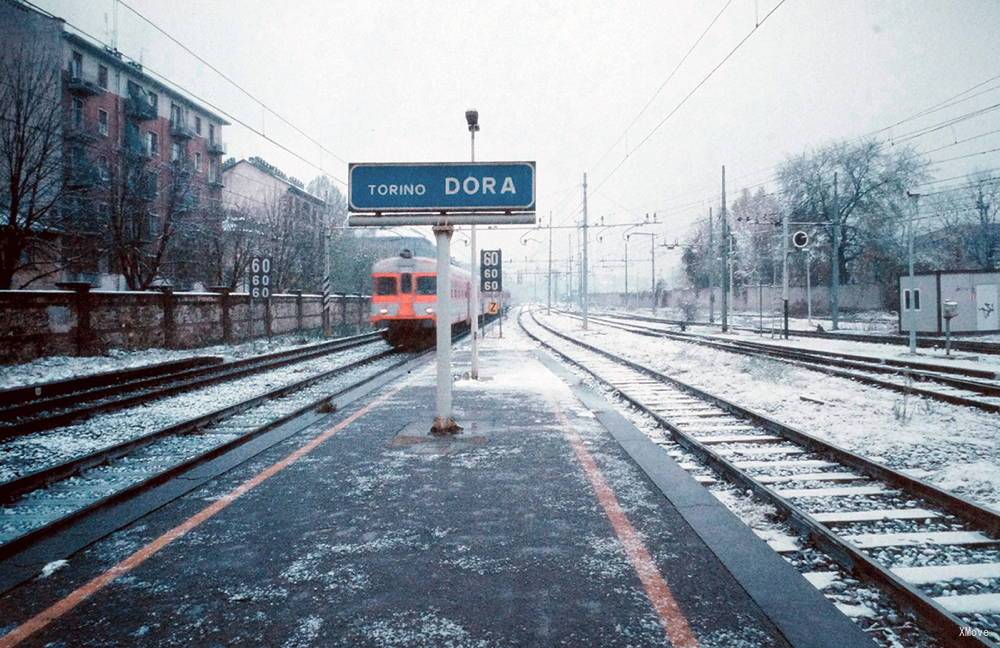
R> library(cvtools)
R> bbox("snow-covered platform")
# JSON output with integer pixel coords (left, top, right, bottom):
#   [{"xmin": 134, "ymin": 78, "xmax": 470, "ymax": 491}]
[{"xmin": 0, "ymin": 328, "xmax": 874, "ymax": 647}]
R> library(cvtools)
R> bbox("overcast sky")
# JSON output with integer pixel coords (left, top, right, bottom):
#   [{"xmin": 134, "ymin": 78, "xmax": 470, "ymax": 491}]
[{"xmin": 37, "ymin": 0, "xmax": 1000, "ymax": 293}]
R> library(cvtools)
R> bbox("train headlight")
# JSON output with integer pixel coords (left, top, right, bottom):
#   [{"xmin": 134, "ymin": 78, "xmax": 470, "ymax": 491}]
[
  {"xmin": 379, "ymin": 308, "xmax": 389, "ymax": 315},
  {"xmin": 425, "ymin": 307, "xmax": 434, "ymax": 314}
]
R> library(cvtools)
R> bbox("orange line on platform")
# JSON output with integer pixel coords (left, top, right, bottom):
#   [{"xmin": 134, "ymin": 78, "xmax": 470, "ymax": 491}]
[
  {"xmin": 0, "ymin": 382, "xmax": 407, "ymax": 648},
  {"xmin": 553, "ymin": 401, "xmax": 700, "ymax": 648}
]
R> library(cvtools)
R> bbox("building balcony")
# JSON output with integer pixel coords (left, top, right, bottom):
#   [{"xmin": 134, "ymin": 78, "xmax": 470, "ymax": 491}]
[
  {"xmin": 64, "ymin": 121, "xmax": 100, "ymax": 143},
  {"xmin": 65, "ymin": 71, "xmax": 103, "ymax": 96},
  {"xmin": 65, "ymin": 161, "xmax": 100, "ymax": 188},
  {"xmin": 125, "ymin": 94, "xmax": 157, "ymax": 121},
  {"xmin": 122, "ymin": 134, "xmax": 153, "ymax": 161},
  {"xmin": 207, "ymin": 141, "xmax": 226, "ymax": 156},
  {"xmin": 170, "ymin": 121, "xmax": 195, "ymax": 140},
  {"xmin": 208, "ymin": 176, "xmax": 224, "ymax": 189}
]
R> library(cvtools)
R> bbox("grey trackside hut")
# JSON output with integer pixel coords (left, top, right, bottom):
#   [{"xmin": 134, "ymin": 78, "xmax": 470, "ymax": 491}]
[{"xmin": 899, "ymin": 270, "xmax": 1000, "ymax": 334}]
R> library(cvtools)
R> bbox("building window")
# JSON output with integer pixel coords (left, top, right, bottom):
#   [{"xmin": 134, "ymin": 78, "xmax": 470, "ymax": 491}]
[
  {"xmin": 148, "ymin": 212, "xmax": 160, "ymax": 237},
  {"xmin": 171, "ymin": 142, "xmax": 181, "ymax": 162},
  {"xmin": 147, "ymin": 91, "xmax": 158, "ymax": 111},
  {"xmin": 194, "ymin": 152, "xmax": 201, "ymax": 171},
  {"xmin": 145, "ymin": 131, "xmax": 158, "ymax": 156},
  {"xmin": 71, "ymin": 98, "xmax": 84, "ymax": 127},
  {"xmin": 70, "ymin": 51, "xmax": 82, "ymax": 77},
  {"xmin": 98, "ymin": 65, "xmax": 108, "ymax": 88},
  {"xmin": 194, "ymin": 116, "xmax": 202, "ymax": 135},
  {"xmin": 913, "ymin": 289, "xmax": 921, "ymax": 311},
  {"xmin": 208, "ymin": 123, "xmax": 215, "ymax": 144},
  {"xmin": 98, "ymin": 156, "xmax": 109, "ymax": 182},
  {"xmin": 170, "ymin": 102, "xmax": 182, "ymax": 126},
  {"xmin": 98, "ymin": 110, "xmax": 108, "ymax": 136},
  {"xmin": 127, "ymin": 80, "xmax": 140, "ymax": 98}
]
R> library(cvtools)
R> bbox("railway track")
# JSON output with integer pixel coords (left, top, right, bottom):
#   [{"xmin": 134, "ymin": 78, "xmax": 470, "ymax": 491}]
[
  {"xmin": 522, "ymin": 309, "xmax": 1000, "ymax": 647},
  {"xmin": 565, "ymin": 310, "xmax": 1000, "ymax": 414},
  {"xmin": 0, "ymin": 331, "xmax": 384, "ymax": 440},
  {"xmin": 611, "ymin": 310, "xmax": 1000, "ymax": 356},
  {"xmin": 0, "ymin": 342, "xmax": 410, "ymax": 563}
]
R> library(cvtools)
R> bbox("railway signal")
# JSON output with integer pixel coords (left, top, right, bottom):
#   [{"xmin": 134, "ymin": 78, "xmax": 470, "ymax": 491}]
[
  {"xmin": 792, "ymin": 231, "xmax": 809, "ymax": 248},
  {"xmin": 250, "ymin": 256, "xmax": 272, "ymax": 341}
]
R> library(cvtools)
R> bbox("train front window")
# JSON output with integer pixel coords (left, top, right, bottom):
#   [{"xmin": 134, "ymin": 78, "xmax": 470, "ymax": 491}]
[
  {"xmin": 376, "ymin": 277, "xmax": 397, "ymax": 295},
  {"xmin": 400, "ymin": 273, "xmax": 412, "ymax": 293},
  {"xmin": 416, "ymin": 276, "xmax": 436, "ymax": 295}
]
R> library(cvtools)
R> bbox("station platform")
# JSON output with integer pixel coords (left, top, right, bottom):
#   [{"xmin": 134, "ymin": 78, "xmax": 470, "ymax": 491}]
[{"xmin": 0, "ymin": 324, "xmax": 874, "ymax": 647}]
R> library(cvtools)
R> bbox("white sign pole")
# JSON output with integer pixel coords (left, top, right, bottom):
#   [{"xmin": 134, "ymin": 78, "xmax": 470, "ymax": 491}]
[
  {"xmin": 469, "ymin": 126, "xmax": 480, "ymax": 379},
  {"xmin": 432, "ymin": 225, "xmax": 458, "ymax": 434}
]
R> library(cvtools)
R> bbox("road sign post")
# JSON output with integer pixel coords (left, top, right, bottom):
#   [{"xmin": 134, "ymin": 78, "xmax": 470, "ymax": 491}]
[
  {"xmin": 250, "ymin": 256, "xmax": 272, "ymax": 342},
  {"xmin": 348, "ymin": 161, "xmax": 535, "ymax": 435},
  {"xmin": 481, "ymin": 249, "xmax": 502, "ymax": 339}
]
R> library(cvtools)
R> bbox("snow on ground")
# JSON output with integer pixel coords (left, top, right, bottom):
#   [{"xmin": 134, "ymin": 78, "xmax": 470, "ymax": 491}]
[
  {"xmin": 0, "ymin": 331, "xmax": 360, "ymax": 389},
  {"xmin": 597, "ymin": 311, "xmax": 1000, "ymax": 375},
  {"xmin": 539, "ymin": 311, "xmax": 1000, "ymax": 510}
]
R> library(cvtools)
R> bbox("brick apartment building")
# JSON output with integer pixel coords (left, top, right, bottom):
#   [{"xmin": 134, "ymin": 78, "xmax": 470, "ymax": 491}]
[
  {"xmin": 1, "ymin": 0, "xmax": 229, "ymax": 290},
  {"xmin": 221, "ymin": 157, "xmax": 327, "ymax": 292}
]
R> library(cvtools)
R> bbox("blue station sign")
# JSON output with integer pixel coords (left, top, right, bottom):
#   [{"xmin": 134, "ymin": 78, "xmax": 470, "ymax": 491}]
[{"xmin": 349, "ymin": 161, "xmax": 535, "ymax": 213}]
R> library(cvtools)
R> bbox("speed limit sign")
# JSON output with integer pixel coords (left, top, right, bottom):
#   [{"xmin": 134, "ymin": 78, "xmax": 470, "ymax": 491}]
[
  {"xmin": 480, "ymin": 249, "xmax": 502, "ymax": 293},
  {"xmin": 250, "ymin": 256, "xmax": 272, "ymax": 299}
]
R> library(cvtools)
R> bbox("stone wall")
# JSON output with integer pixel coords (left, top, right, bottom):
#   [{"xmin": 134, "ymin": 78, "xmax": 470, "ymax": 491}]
[{"xmin": 0, "ymin": 287, "xmax": 371, "ymax": 363}]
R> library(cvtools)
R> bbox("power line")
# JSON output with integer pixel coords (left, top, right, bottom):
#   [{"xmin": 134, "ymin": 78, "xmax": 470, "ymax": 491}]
[
  {"xmin": 591, "ymin": 0, "xmax": 791, "ymax": 195},
  {"xmin": 116, "ymin": 0, "xmax": 348, "ymax": 166},
  {"xmin": 589, "ymin": 0, "xmax": 735, "ymax": 174},
  {"xmin": 21, "ymin": 0, "xmax": 347, "ymax": 186}
]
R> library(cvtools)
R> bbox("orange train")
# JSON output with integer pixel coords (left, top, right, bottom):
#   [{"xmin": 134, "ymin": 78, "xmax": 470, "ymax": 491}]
[{"xmin": 371, "ymin": 249, "xmax": 500, "ymax": 348}]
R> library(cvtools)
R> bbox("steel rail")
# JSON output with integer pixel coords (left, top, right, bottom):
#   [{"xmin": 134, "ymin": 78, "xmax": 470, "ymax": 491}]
[
  {"xmin": 0, "ymin": 347, "xmax": 405, "ymax": 560},
  {"xmin": 0, "ymin": 331, "xmax": 383, "ymax": 439},
  {"xmin": 570, "ymin": 311, "xmax": 1000, "ymax": 414},
  {"xmin": 521, "ymin": 309, "xmax": 999, "ymax": 648},
  {"xmin": 607, "ymin": 310, "xmax": 1000, "ymax": 356}
]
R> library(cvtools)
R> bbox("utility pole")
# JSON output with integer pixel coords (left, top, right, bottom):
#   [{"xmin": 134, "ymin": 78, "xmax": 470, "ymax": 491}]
[
  {"xmin": 567, "ymin": 233, "xmax": 574, "ymax": 305},
  {"xmin": 806, "ymin": 250, "xmax": 813, "ymax": 324},
  {"xmin": 547, "ymin": 211, "xmax": 553, "ymax": 315},
  {"xmin": 623, "ymin": 236, "xmax": 629, "ymax": 309},
  {"xmin": 650, "ymin": 232, "xmax": 657, "ymax": 315},
  {"xmin": 582, "ymin": 173, "xmax": 589, "ymax": 330},
  {"xmin": 721, "ymin": 165, "xmax": 729, "ymax": 332},
  {"xmin": 781, "ymin": 208, "xmax": 789, "ymax": 339},
  {"xmin": 906, "ymin": 191, "xmax": 920, "ymax": 354},
  {"xmin": 831, "ymin": 172, "xmax": 840, "ymax": 331},
  {"xmin": 708, "ymin": 207, "xmax": 715, "ymax": 323}
]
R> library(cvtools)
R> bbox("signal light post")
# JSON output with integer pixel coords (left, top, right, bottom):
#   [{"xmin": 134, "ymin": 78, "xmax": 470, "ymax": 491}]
[{"xmin": 467, "ymin": 110, "xmax": 481, "ymax": 379}]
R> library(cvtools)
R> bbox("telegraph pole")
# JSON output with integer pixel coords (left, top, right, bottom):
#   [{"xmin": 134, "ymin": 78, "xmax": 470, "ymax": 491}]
[
  {"xmin": 720, "ymin": 165, "xmax": 729, "ymax": 332},
  {"xmin": 831, "ymin": 172, "xmax": 840, "ymax": 331},
  {"xmin": 708, "ymin": 207, "xmax": 715, "ymax": 323},
  {"xmin": 623, "ymin": 236, "xmax": 629, "ymax": 309},
  {"xmin": 650, "ymin": 233, "xmax": 656, "ymax": 315},
  {"xmin": 582, "ymin": 173, "xmax": 589, "ymax": 330},
  {"xmin": 782, "ymin": 208, "xmax": 790, "ymax": 339},
  {"xmin": 547, "ymin": 211, "xmax": 553, "ymax": 314}
]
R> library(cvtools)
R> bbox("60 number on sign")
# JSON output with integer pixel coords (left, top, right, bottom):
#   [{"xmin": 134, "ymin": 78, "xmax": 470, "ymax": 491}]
[
  {"xmin": 250, "ymin": 256, "xmax": 272, "ymax": 299},
  {"xmin": 480, "ymin": 249, "xmax": 502, "ymax": 293}
]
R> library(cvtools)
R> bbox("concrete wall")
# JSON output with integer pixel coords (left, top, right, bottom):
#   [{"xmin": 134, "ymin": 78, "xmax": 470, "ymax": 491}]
[
  {"xmin": 0, "ymin": 288, "xmax": 371, "ymax": 363},
  {"xmin": 648, "ymin": 284, "xmax": 885, "ymax": 318}
]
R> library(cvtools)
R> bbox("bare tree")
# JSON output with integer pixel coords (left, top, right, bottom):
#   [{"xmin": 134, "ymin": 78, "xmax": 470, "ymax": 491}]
[
  {"xmin": 778, "ymin": 139, "xmax": 928, "ymax": 306},
  {"xmin": 0, "ymin": 42, "xmax": 68, "ymax": 288},
  {"xmin": 933, "ymin": 171, "xmax": 1000, "ymax": 270}
]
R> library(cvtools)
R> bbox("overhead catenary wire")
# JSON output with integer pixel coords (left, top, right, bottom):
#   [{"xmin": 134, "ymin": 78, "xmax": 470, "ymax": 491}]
[{"xmin": 21, "ymin": 0, "xmax": 348, "ymax": 186}]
